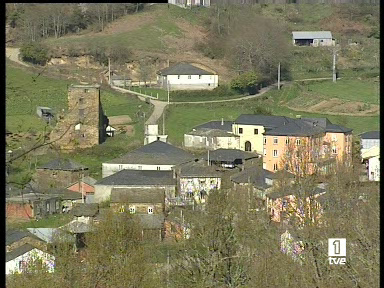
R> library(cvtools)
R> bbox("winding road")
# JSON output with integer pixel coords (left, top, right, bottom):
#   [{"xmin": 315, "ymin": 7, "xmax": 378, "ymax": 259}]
[{"xmin": 6, "ymin": 47, "xmax": 30, "ymax": 67}]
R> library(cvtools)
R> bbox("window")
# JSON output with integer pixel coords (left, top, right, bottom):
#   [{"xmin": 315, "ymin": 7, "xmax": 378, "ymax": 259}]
[
  {"xmin": 263, "ymin": 137, "xmax": 267, "ymax": 144},
  {"xmin": 273, "ymin": 163, "xmax": 278, "ymax": 171},
  {"xmin": 273, "ymin": 150, "xmax": 278, "ymax": 157},
  {"xmin": 332, "ymin": 146, "xmax": 337, "ymax": 154},
  {"xmin": 282, "ymin": 199, "xmax": 288, "ymax": 208},
  {"xmin": 273, "ymin": 137, "xmax": 278, "ymax": 144},
  {"xmin": 254, "ymin": 129, "xmax": 259, "ymax": 135},
  {"xmin": 263, "ymin": 149, "xmax": 267, "ymax": 156},
  {"xmin": 285, "ymin": 138, "xmax": 289, "ymax": 145},
  {"xmin": 138, "ymin": 166, "xmax": 142, "ymax": 170},
  {"xmin": 79, "ymin": 97, "xmax": 84, "ymax": 104},
  {"xmin": 119, "ymin": 205, "xmax": 125, "ymax": 213},
  {"xmin": 296, "ymin": 139, "xmax": 301, "ymax": 146},
  {"xmin": 157, "ymin": 166, "xmax": 161, "ymax": 171},
  {"xmin": 239, "ymin": 128, "xmax": 243, "ymax": 134},
  {"xmin": 129, "ymin": 206, "xmax": 136, "ymax": 214},
  {"xmin": 81, "ymin": 133, "xmax": 85, "ymax": 138},
  {"xmin": 177, "ymin": 75, "xmax": 180, "ymax": 79},
  {"xmin": 199, "ymin": 75, "xmax": 202, "ymax": 79},
  {"xmin": 148, "ymin": 206, "xmax": 154, "ymax": 214},
  {"xmin": 188, "ymin": 75, "xmax": 191, "ymax": 79},
  {"xmin": 84, "ymin": 89, "xmax": 89, "ymax": 93},
  {"xmin": 118, "ymin": 165, "xmax": 123, "ymax": 170}
]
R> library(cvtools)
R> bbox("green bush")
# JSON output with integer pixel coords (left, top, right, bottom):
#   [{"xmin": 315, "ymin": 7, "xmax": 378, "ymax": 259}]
[
  {"xmin": 20, "ymin": 42, "xmax": 49, "ymax": 65},
  {"xmin": 230, "ymin": 71, "xmax": 262, "ymax": 95},
  {"xmin": 170, "ymin": 85, "xmax": 237, "ymax": 101},
  {"xmin": 89, "ymin": 45, "xmax": 108, "ymax": 66}
]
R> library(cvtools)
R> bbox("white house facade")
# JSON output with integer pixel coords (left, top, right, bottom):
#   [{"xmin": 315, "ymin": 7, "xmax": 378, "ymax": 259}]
[
  {"xmin": 292, "ymin": 31, "xmax": 334, "ymax": 47},
  {"xmin": 157, "ymin": 62, "xmax": 218, "ymax": 90},
  {"xmin": 368, "ymin": 155, "xmax": 380, "ymax": 181},
  {"xmin": 102, "ymin": 163, "xmax": 174, "ymax": 178},
  {"xmin": 6, "ymin": 245, "xmax": 55, "ymax": 275}
]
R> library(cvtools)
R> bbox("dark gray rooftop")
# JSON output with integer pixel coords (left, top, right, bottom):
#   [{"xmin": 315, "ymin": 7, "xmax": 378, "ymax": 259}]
[
  {"xmin": 71, "ymin": 203, "xmax": 99, "ymax": 217},
  {"xmin": 193, "ymin": 121, "xmax": 233, "ymax": 132},
  {"xmin": 186, "ymin": 128, "xmax": 237, "ymax": 137},
  {"xmin": 325, "ymin": 123, "xmax": 353, "ymax": 133},
  {"xmin": 231, "ymin": 166, "xmax": 274, "ymax": 189},
  {"xmin": 157, "ymin": 63, "xmax": 214, "ymax": 76},
  {"xmin": 136, "ymin": 214, "xmax": 164, "ymax": 230},
  {"xmin": 177, "ymin": 161, "xmax": 223, "ymax": 177},
  {"xmin": 37, "ymin": 159, "xmax": 88, "ymax": 171},
  {"xmin": 360, "ymin": 131, "xmax": 380, "ymax": 139},
  {"xmin": 60, "ymin": 220, "xmax": 94, "ymax": 234},
  {"xmin": 106, "ymin": 140, "xmax": 196, "ymax": 165},
  {"xmin": 6, "ymin": 193, "xmax": 61, "ymax": 203},
  {"xmin": 234, "ymin": 115, "xmax": 293, "ymax": 128},
  {"xmin": 206, "ymin": 149, "xmax": 258, "ymax": 163},
  {"xmin": 6, "ymin": 244, "xmax": 36, "ymax": 262},
  {"xmin": 6, "ymin": 230, "xmax": 42, "ymax": 246},
  {"xmin": 66, "ymin": 176, "xmax": 97, "ymax": 188},
  {"xmin": 110, "ymin": 188, "xmax": 165, "ymax": 204},
  {"xmin": 265, "ymin": 119, "xmax": 325, "ymax": 136},
  {"xmin": 95, "ymin": 170, "xmax": 176, "ymax": 186}
]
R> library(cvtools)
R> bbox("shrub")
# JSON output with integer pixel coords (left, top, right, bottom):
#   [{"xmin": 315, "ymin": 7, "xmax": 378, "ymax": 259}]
[
  {"xmin": 170, "ymin": 84, "xmax": 237, "ymax": 101},
  {"xmin": 20, "ymin": 42, "xmax": 49, "ymax": 65},
  {"xmin": 89, "ymin": 45, "xmax": 108, "ymax": 66},
  {"xmin": 230, "ymin": 71, "xmax": 262, "ymax": 95}
]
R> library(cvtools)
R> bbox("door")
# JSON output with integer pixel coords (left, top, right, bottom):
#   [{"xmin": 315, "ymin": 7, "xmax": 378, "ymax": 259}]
[{"xmin": 245, "ymin": 141, "xmax": 252, "ymax": 152}]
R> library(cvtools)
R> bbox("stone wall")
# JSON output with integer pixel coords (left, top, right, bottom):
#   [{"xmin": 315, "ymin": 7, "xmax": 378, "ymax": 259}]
[
  {"xmin": 36, "ymin": 169, "xmax": 89, "ymax": 191},
  {"xmin": 49, "ymin": 85, "xmax": 108, "ymax": 151}
]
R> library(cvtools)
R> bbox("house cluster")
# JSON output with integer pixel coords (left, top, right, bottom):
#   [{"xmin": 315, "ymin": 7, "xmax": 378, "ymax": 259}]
[{"xmin": 360, "ymin": 130, "xmax": 380, "ymax": 181}]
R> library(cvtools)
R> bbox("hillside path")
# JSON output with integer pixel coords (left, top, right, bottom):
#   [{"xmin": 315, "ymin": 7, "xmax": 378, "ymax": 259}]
[{"xmin": 6, "ymin": 47, "xmax": 30, "ymax": 67}]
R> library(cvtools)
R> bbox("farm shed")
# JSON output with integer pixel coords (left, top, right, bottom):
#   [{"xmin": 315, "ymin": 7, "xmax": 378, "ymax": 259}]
[{"xmin": 292, "ymin": 31, "xmax": 334, "ymax": 47}]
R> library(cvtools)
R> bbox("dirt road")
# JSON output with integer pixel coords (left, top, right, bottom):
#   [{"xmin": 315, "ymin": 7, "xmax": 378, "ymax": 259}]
[{"xmin": 6, "ymin": 47, "xmax": 30, "ymax": 67}]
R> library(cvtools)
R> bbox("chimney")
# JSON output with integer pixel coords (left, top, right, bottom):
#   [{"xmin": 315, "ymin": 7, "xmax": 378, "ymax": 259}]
[{"xmin": 221, "ymin": 118, "xmax": 224, "ymax": 126}]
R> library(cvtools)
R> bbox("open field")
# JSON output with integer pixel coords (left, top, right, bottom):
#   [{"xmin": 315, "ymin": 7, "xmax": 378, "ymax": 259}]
[{"xmin": 6, "ymin": 213, "xmax": 73, "ymax": 231}]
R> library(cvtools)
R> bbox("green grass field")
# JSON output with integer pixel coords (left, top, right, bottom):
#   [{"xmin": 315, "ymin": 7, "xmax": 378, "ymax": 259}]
[
  {"xmin": 164, "ymin": 86, "xmax": 379, "ymax": 145},
  {"xmin": 6, "ymin": 213, "xmax": 73, "ymax": 231}
]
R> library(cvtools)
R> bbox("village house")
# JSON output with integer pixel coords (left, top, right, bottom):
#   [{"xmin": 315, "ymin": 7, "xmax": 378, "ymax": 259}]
[
  {"xmin": 174, "ymin": 161, "xmax": 222, "ymax": 205},
  {"xmin": 292, "ymin": 31, "xmax": 334, "ymax": 47},
  {"xmin": 233, "ymin": 115, "xmax": 293, "ymax": 153},
  {"xmin": 184, "ymin": 120, "xmax": 240, "ymax": 150},
  {"xmin": 206, "ymin": 148, "xmax": 259, "ymax": 169},
  {"xmin": 94, "ymin": 169, "xmax": 176, "ymax": 204},
  {"xmin": 27, "ymin": 228, "xmax": 75, "ymax": 247},
  {"xmin": 360, "ymin": 130, "xmax": 380, "ymax": 154},
  {"xmin": 263, "ymin": 117, "xmax": 352, "ymax": 175},
  {"xmin": 102, "ymin": 140, "xmax": 195, "ymax": 178},
  {"xmin": 361, "ymin": 146, "xmax": 380, "ymax": 181},
  {"xmin": 49, "ymin": 84, "xmax": 109, "ymax": 150},
  {"xmin": 168, "ymin": 0, "xmax": 210, "ymax": 8},
  {"xmin": 266, "ymin": 185, "xmax": 326, "ymax": 225},
  {"xmin": 110, "ymin": 74, "xmax": 132, "ymax": 87},
  {"xmin": 35, "ymin": 158, "xmax": 89, "ymax": 192},
  {"xmin": 6, "ymin": 230, "xmax": 47, "ymax": 253},
  {"xmin": 144, "ymin": 124, "xmax": 168, "ymax": 145},
  {"xmin": 157, "ymin": 62, "xmax": 218, "ymax": 90},
  {"xmin": 6, "ymin": 193, "xmax": 62, "ymax": 220},
  {"xmin": 66, "ymin": 175, "xmax": 97, "ymax": 203},
  {"xmin": 136, "ymin": 214, "xmax": 165, "ymax": 241},
  {"xmin": 110, "ymin": 188, "xmax": 165, "ymax": 215}
]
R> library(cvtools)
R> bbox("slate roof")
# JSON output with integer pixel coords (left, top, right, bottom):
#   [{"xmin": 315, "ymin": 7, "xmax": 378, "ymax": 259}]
[
  {"xmin": 27, "ymin": 228, "xmax": 75, "ymax": 243},
  {"xmin": 193, "ymin": 121, "xmax": 233, "ymax": 132},
  {"xmin": 110, "ymin": 188, "xmax": 165, "ymax": 204},
  {"xmin": 106, "ymin": 140, "xmax": 196, "ymax": 165},
  {"xmin": 360, "ymin": 131, "xmax": 380, "ymax": 139},
  {"xmin": 234, "ymin": 115, "xmax": 293, "ymax": 128},
  {"xmin": 265, "ymin": 119, "xmax": 325, "ymax": 136},
  {"xmin": 157, "ymin": 63, "xmax": 214, "ymax": 76},
  {"xmin": 57, "ymin": 189, "xmax": 83, "ymax": 200},
  {"xmin": 60, "ymin": 220, "xmax": 94, "ymax": 234},
  {"xmin": 6, "ymin": 193, "xmax": 61, "ymax": 203},
  {"xmin": 136, "ymin": 214, "xmax": 165, "ymax": 230},
  {"xmin": 177, "ymin": 161, "xmax": 223, "ymax": 177},
  {"xmin": 71, "ymin": 203, "xmax": 99, "ymax": 217},
  {"xmin": 292, "ymin": 31, "xmax": 333, "ymax": 40},
  {"xmin": 206, "ymin": 149, "xmax": 259, "ymax": 162},
  {"xmin": 267, "ymin": 186, "xmax": 326, "ymax": 200},
  {"xmin": 186, "ymin": 128, "xmax": 238, "ymax": 137},
  {"xmin": 67, "ymin": 176, "xmax": 97, "ymax": 188},
  {"xmin": 325, "ymin": 123, "xmax": 353, "ymax": 133},
  {"xmin": 95, "ymin": 170, "xmax": 176, "ymax": 186},
  {"xmin": 231, "ymin": 166, "xmax": 273, "ymax": 190},
  {"xmin": 6, "ymin": 230, "xmax": 41, "ymax": 246},
  {"xmin": 6, "ymin": 244, "xmax": 36, "ymax": 262},
  {"xmin": 37, "ymin": 159, "xmax": 88, "ymax": 171}
]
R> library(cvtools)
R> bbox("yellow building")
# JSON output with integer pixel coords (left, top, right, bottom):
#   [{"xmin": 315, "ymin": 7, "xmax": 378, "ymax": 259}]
[{"xmin": 232, "ymin": 115, "xmax": 293, "ymax": 154}]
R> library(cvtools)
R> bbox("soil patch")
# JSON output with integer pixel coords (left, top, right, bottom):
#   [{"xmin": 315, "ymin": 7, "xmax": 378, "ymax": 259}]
[{"xmin": 108, "ymin": 115, "xmax": 133, "ymax": 125}]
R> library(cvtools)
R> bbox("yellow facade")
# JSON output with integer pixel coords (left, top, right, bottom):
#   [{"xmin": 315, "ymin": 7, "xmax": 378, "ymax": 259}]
[{"xmin": 232, "ymin": 123, "xmax": 265, "ymax": 154}]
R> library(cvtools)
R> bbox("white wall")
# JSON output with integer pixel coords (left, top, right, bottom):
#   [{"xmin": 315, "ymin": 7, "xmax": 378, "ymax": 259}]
[
  {"xmin": 368, "ymin": 156, "xmax": 380, "ymax": 181},
  {"xmin": 166, "ymin": 74, "xmax": 219, "ymax": 90},
  {"xmin": 102, "ymin": 163, "xmax": 175, "ymax": 178},
  {"xmin": 6, "ymin": 248, "xmax": 55, "ymax": 275}
]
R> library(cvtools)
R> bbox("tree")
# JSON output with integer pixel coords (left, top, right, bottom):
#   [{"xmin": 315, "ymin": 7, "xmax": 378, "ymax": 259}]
[
  {"xmin": 139, "ymin": 58, "xmax": 153, "ymax": 87},
  {"xmin": 230, "ymin": 71, "xmax": 262, "ymax": 94},
  {"xmin": 20, "ymin": 41, "xmax": 50, "ymax": 65}
]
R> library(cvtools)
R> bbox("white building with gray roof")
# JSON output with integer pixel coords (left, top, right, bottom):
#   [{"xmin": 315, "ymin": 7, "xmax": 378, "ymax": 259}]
[
  {"xmin": 102, "ymin": 140, "xmax": 196, "ymax": 178},
  {"xmin": 292, "ymin": 31, "xmax": 334, "ymax": 47},
  {"xmin": 157, "ymin": 62, "xmax": 218, "ymax": 90}
]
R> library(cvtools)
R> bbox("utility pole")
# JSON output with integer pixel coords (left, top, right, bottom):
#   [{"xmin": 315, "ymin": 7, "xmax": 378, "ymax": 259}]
[
  {"xmin": 81, "ymin": 169, "xmax": 84, "ymax": 204},
  {"xmin": 108, "ymin": 57, "xmax": 111, "ymax": 86},
  {"xmin": 162, "ymin": 111, "xmax": 165, "ymax": 135},
  {"xmin": 278, "ymin": 62, "xmax": 281, "ymax": 90},
  {"xmin": 332, "ymin": 49, "xmax": 337, "ymax": 83},
  {"xmin": 167, "ymin": 80, "xmax": 170, "ymax": 104}
]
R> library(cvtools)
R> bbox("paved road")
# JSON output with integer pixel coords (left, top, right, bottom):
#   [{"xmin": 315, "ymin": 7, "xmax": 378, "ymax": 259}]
[{"xmin": 6, "ymin": 47, "xmax": 30, "ymax": 67}]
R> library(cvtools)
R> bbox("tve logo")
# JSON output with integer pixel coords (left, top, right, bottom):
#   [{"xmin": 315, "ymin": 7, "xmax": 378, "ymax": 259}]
[{"xmin": 328, "ymin": 238, "xmax": 346, "ymax": 265}]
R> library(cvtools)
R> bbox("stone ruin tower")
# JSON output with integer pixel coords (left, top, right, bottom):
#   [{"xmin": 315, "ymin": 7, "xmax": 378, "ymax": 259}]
[{"xmin": 50, "ymin": 84, "xmax": 108, "ymax": 151}]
